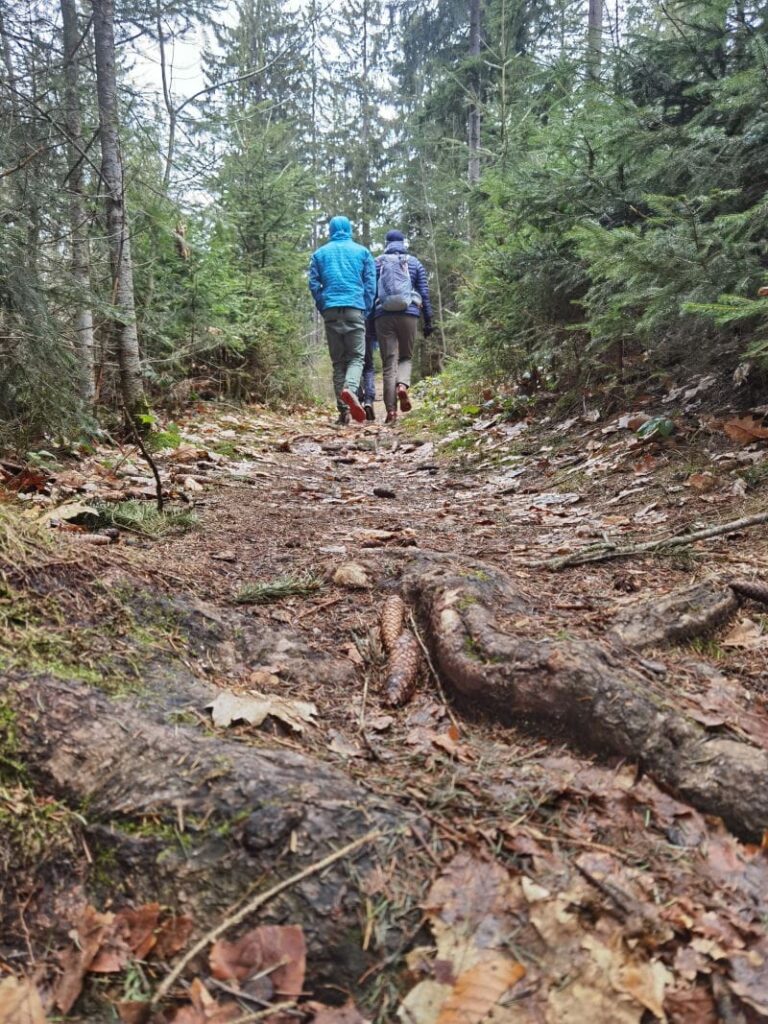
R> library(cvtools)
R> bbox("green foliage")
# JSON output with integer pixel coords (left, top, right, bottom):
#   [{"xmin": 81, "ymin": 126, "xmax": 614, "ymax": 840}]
[
  {"xmin": 93, "ymin": 501, "xmax": 198, "ymax": 539},
  {"xmin": 235, "ymin": 571, "xmax": 324, "ymax": 605}
]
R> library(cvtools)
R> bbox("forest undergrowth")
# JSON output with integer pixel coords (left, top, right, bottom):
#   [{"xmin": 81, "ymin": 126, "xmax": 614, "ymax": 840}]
[{"xmin": 2, "ymin": 369, "xmax": 768, "ymax": 1024}]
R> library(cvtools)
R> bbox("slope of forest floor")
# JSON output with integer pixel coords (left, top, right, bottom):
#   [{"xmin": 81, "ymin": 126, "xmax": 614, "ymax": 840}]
[{"xmin": 2, "ymin": 377, "xmax": 768, "ymax": 1024}]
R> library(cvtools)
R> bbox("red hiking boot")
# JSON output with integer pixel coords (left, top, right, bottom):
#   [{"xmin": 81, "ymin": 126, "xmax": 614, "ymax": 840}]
[
  {"xmin": 340, "ymin": 388, "xmax": 366, "ymax": 423},
  {"xmin": 396, "ymin": 384, "xmax": 412, "ymax": 412}
]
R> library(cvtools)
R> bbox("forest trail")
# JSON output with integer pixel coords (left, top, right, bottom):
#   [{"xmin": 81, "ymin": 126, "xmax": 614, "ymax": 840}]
[{"xmin": 3, "ymin": 395, "xmax": 768, "ymax": 1023}]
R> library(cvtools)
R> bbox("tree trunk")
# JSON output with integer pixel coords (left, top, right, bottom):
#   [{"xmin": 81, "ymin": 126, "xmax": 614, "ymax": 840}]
[
  {"xmin": 61, "ymin": 0, "xmax": 96, "ymax": 405},
  {"xmin": 467, "ymin": 0, "xmax": 482, "ymax": 185},
  {"xmin": 587, "ymin": 0, "xmax": 603, "ymax": 81},
  {"xmin": 404, "ymin": 556, "xmax": 768, "ymax": 840},
  {"xmin": 1, "ymin": 669, "xmax": 415, "ymax": 986},
  {"xmin": 91, "ymin": 0, "xmax": 146, "ymax": 415}
]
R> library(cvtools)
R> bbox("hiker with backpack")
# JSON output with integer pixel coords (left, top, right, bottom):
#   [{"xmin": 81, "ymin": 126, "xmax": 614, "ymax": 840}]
[
  {"xmin": 309, "ymin": 215, "xmax": 376, "ymax": 425},
  {"xmin": 373, "ymin": 230, "xmax": 433, "ymax": 424}
]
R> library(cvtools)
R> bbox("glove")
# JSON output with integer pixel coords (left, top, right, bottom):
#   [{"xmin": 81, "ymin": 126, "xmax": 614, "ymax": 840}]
[{"xmin": 423, "ymin": 321, "xmax": 434, "ymax": 338}]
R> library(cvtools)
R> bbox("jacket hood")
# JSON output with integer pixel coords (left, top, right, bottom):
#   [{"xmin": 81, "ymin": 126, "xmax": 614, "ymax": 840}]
[
  {"xmin": 384, "ymin": 240, "xmax": 408, "ymax": 255},
  {"xmin": 329, "ymin": 216, "xmax": 353, "ymax": 241}
]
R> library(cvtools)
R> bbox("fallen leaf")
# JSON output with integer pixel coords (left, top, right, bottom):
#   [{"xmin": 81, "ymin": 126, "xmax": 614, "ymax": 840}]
[
  {"xmin": 167, "ymin": 979, "xmax": 240, "ymax": 1023},
  {"xmin": 721, "ymin": 618, "xmax": 767, "ymax": 649},
  {"xmin": 722, "ymin": 416, "xmax": 768, "ymax": 445},
  {"xmin": 686, "ymin": 473, "xmax": 716, "ymax": 492},
  {"xmin": 327, "ymin": 730, "xmax": 364, "ymax": 758},
  {"xmin": 54, "ymin": 906, "xmax": 118, "ymax": 1013},
  {"xmin": 728, "ymin": 935, "xmax": 768, "ymax": 1015},
  {"xmin": 664, "ymin": 984, "xmax": 718, "ymax": 1024},
  {"xmin": 44, "ymin": 501, "xmax": 99, "ymax": 524},
  {"xmin": 207, "ymin": 691, "xmax": 317, "ymax": 732},
  {"xmin": 0, "ymin": 976, "xmax": 47, "ymax": 1024},
  {"xmin": 435, "ymin": 955, "xmax": 525, "ymax": 1023},
  {"xmin": 209, "ymin": 924, "xmax": 306, "ymax": 999},
  {"xmin": 333, "ymin": 563, "xmax": 371, "ymax": 589}
]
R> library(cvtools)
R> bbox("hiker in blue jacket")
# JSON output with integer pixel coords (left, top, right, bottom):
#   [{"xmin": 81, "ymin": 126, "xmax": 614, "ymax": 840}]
[
  {"xmin": 373, "ymin": 230, "xmax": 433, "ymax": 424},
  {"xmin": 309, "ymin": 215, "xmax": 376, "ymax": 425}
]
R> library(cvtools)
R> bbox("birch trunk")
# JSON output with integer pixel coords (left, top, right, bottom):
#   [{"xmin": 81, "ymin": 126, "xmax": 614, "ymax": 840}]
[
  {"xmin": 587, "ymin": 0, "xmax": 603, "ymax": 81},
  {"xmin": 91, "ymin": 0, "xmax": 146, "ymax": 415},
  {"xmin": 61, "ymin": 0, "xmax": 96, "ymax": 405}
]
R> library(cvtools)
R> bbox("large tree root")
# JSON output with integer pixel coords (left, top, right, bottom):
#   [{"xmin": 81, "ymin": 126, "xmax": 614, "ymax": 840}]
[
  {"xmin": 403, "ymin": 557, "xmax": 768, "ymax": 840},
  {"xmin": 0, "ymin": 670, "xmax": 415, "ymax": 986}
]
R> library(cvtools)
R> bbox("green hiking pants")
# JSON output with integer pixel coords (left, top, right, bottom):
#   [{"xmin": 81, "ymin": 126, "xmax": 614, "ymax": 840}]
[{"xmin": 323, "ymin": 307, "xmax": 365, "ymax": 413}]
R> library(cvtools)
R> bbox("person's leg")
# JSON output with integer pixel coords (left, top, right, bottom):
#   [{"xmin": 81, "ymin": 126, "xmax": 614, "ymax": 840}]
[
  {"xmin": 362, "ymin": 335, "xmax": 376, "ymax": 405},
  {"xmin": 376, "ymin": 315, "xmax": 399, "ymax": 414},
  {"xmin": 395, "ymin": 316, "xmax": 417, "ymax": 412},
  {"xmin": 323, "ymin": 313, "xmax": 347, "ymax": 415},
  {"xmin": 341, "ymin": 312, "xmax": 365, "ymax": 396}
]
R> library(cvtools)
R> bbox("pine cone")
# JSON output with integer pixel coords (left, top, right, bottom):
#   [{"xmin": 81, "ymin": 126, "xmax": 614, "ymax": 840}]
[
  {"xmin": 380, "ymin": 595, "xmax": 406, "ymax": 654},
  {"xmin": 383, "ymin": 629, "xmax": 421, "ymax": 707}
]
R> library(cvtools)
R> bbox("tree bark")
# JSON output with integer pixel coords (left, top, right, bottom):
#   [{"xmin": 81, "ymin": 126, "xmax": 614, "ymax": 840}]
[
  {"xmin": 467, "ymin": 0, "xmax": 482, "ymax": 185},
  {"xmin": 587, "ymin": 0, "xmax": 603, "ymax": 81},
  {"xmin": 91, "ymin": 0, "xmax": 146, "ymax": 415},
  {"xmin": 61, "ymin": 0, "xmax": 96, "ymax": 405},
  {"xmin": 404, "ymin": 556, "xmax": 768, "ymax": 840},
  {"xmin": 1, "ymin": 670, "xmax": 414, "ymax": 985}
]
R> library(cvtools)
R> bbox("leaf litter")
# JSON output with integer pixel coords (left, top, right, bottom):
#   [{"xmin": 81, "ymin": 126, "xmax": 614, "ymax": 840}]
[{"xmin": 4, "ymin": 399, "xmax": 768, "ymax": 1022}]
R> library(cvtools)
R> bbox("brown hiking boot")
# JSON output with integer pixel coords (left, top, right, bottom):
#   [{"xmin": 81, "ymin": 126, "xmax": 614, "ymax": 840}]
[
  {"xmin": 385, "ymin": 409, "xmax": 398, "ymax": 425},
  {"xmin": 396, "ymin": 384, "xmax": 412, "ymax": 412}
]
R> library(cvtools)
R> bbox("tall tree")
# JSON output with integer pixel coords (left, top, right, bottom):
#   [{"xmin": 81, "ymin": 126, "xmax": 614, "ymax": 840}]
[
  {"xmin": 91, "ymin": 0, "xmax": 146, "ymax": 415},
  {"xmin": 468, "ymin": 0, "xmax": 482, "ymax": 184},
  {"xmin": 61, "ymin": 0, "xmax": 96, "ymax": 404}
]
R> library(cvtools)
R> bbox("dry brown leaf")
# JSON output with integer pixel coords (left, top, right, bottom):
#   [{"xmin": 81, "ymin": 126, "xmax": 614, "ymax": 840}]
[
  {"xmin": 664, "ymin": 985, "xmax": 718, "ymax": 1024},
  {"xmin": 721, "ymin": 617, "xmax": 767, "ymax": 649},
  {"xmin": 728, "ymin": 935, "xmax": 768, "ymax": 1015},
  {"xmin": 0, "ymin": 977, "xmax": 47, "ymax": 1024},
  {"xmin": 686, "ymin": 472, "xmax": 716, "ymax": 492},
  {"xmin": 54, "ymin": 906, "xmax": 119, "ymax": 1013},
  {"xmin": 153, "ymin": 914, "xmax": 194, "ymax": 960},
  {"xmin": 167, "ymin": 979, "xmax": 240, "ymax": 1024},
  {"xmin": 722, "ymin": 416, "xmax": 768, "ymax": 445},
  {"xmin": 207, "ymin": 691, "xmax": 317, "ymax": 732},
  {"xmin": 209, "ymin": 924, "xmax": 306, "ymax": 999},
  {"xmin": 333, "ymin": 562, "xmax": 370, "ymax": 589},
  {"xmin": 435, "ymin": 955, "xmax": 525, "ymax": 1023}
]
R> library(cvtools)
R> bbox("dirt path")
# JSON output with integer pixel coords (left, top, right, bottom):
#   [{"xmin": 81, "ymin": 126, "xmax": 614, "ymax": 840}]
[{"xmin": 3, "ymin": 400, "xmax": 768, "ymax": 1022}]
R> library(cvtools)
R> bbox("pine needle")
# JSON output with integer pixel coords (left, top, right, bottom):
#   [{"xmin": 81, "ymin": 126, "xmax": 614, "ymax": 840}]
[
  {"xmin": 94, "ymin": 500, "xmax": 198, "ymax": 539},
  {"xmin": 235, "ymin": 571, "xmax": 324, "ymax": 605}
]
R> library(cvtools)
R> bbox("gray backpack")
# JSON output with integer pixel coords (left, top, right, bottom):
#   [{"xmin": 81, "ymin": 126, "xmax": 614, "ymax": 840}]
[{"xmin": 377, "ymin": 253, "xmax": 415, "ymax": 312}]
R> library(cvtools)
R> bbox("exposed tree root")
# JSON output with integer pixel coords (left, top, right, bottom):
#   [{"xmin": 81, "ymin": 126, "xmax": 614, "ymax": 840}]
[
  {"xmin": 0, "ymin": 670, "xmax": 415, "ymax": 985},
  {"xmin": 404, "ymin": 557, "xmax": 768, "ymax": 840},
  {"xmin": 609, "ymin": 580, "xmax": 739, "ymax": 649}
]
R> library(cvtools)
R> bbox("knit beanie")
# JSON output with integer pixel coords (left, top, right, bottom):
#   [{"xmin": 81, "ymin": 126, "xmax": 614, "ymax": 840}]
[{"xmin": 385, "ymin": 229, "xmax": 405, "ymax": 243}]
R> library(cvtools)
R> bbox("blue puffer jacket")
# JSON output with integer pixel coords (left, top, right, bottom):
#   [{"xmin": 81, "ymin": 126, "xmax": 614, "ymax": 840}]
[
  {"xmin": 373, "ymin": 241, "xmax": 433, "ymax": 322},
  {"xmin": 309, "ymin": 216, "xmax": 376, "ymax": 314}
]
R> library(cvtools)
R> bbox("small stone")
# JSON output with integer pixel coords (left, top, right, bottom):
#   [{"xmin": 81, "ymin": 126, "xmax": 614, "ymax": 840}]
[{"xmin": 373, "ymin": 487, "xmax": 396, "ymax": 499}]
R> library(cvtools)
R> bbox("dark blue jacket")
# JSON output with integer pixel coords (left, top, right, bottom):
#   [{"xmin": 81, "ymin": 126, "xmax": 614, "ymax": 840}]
[
  {"xmin": 373, "ymin": 241, "xmax": 433, "ymax": 322},
  {"xmin": 309, "ymin": 216, "xmax": 376, "ymax": 314}
]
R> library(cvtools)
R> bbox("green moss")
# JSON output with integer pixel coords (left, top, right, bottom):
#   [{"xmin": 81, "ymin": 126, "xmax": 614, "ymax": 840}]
[
  {"xmin": 0, "ymin": 701, "xmax": 24, "ymax": 783},
  {"xmin": 212, "ymin": 441, "xmax": 240, "ymax": 457},
  {"xmin": 0, "ymin": 782, "xmax": 83, "ymax": 868}
]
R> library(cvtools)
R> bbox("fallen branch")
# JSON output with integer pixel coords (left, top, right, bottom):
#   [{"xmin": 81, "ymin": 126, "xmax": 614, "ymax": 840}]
[
  {"xmin": 537, "ymin": 511, "xmax": 768, "ymax": 571},
  {"xmin": 151, "ymin": 829, "xmax": 383, "ymax": 1006}
]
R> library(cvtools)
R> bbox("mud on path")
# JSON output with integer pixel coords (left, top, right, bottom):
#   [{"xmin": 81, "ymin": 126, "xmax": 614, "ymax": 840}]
[{"xmin": 3, "ymin": 399, "xmax": 768, "ymax": 1023}]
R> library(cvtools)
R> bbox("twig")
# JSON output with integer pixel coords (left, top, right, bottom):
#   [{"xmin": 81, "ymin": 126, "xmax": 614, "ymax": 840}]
[
  {"xmin": 150, "ymin": 829, "xmax": 383, "ymax": 1007},
  {"xmin": 408, "ymin": 612, "xmax": 461, "ymax": 730},
  {"xmin": 123, "ymin": 403, "xmax": 164, "ymax": 512},
  {"xmin": 229, "ymin": 1003, "xmax": 299, "ymax": 1023},
  {"xmin": 537, "ymin": 511, "xmax": 768, "ymax": 571}
]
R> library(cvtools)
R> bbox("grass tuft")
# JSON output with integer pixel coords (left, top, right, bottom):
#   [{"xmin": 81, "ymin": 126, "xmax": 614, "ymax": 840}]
[
  {"xmin": 94, "ymin": 500, "xmax": 198, "ymax": 539},
  {"xmin": 235, "ymin": 571, "xmax": 324, "ymax": 605}
]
